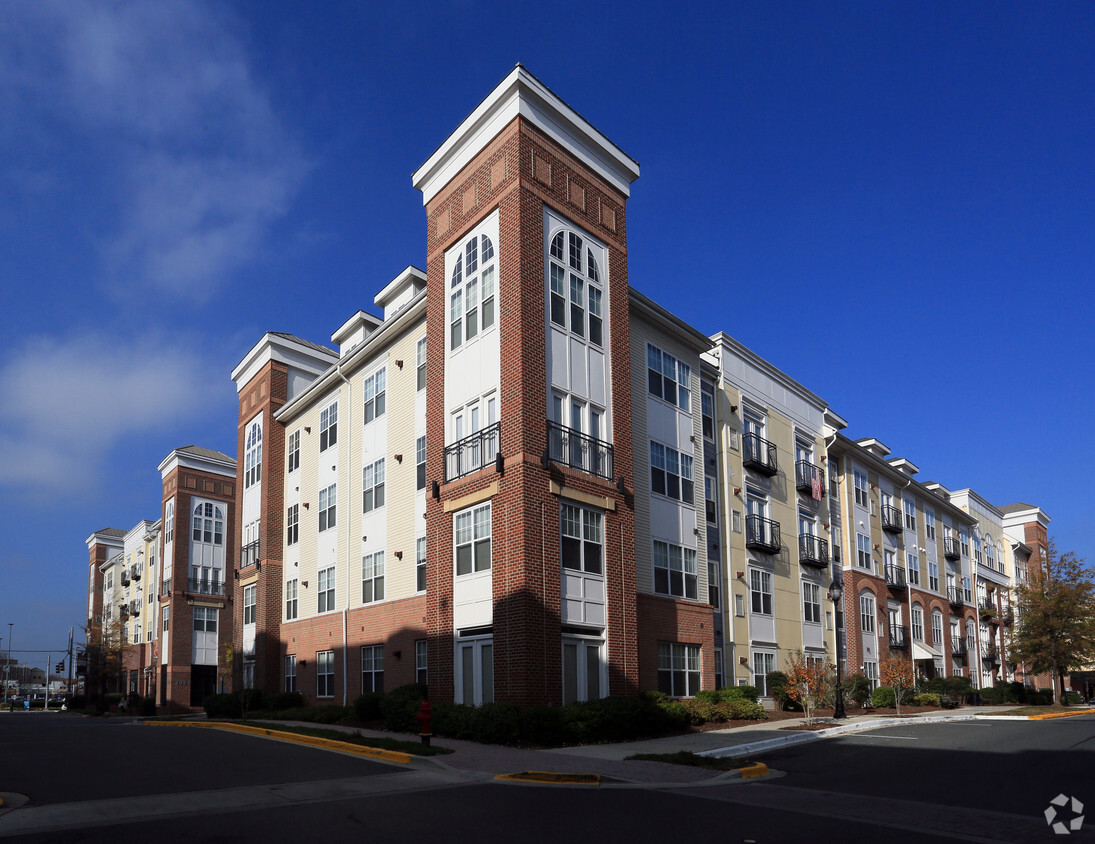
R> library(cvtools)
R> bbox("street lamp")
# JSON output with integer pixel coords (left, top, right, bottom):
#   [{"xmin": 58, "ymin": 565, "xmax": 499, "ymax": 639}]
[{"xmin": 828, "ymin": 582, "xmax": 847, "ymax": 719}]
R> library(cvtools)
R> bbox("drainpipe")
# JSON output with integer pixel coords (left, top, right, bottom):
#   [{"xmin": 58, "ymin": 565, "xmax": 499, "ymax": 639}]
[{"xmin": 337, "ymin": 364, "xmax": 352, "ymax": 706}]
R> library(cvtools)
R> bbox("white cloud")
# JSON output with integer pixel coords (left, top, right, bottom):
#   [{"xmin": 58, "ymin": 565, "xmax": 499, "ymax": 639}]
[
  {"xmin": 0, "ymin": 0, "xmax": 307, "ymax": 299},
  {"xmin": 0, "ymin": 332, "xmax": 218, "ymax": 492}
]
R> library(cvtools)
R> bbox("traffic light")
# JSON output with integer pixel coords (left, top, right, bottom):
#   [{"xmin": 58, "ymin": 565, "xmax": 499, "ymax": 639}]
[{"xmin": 55, "ymin": 662, "xmax": 65, "ymax": 673}]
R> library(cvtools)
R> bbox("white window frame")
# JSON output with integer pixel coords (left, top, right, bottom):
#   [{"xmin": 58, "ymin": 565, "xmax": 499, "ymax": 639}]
[
  {"xmin": 912, "ymin": 604, "xmax": 924, "ymax": 641},
  {"xmin": 286, "ymin": 504, "xmax": 299, "ymax": 546},
  {"xmin": 803, "ymin": 580, "xmax": 822, "ymax": 624},
  {"xmin": 362, "ymin": 368, "xmax": 387, "ymax": 425},
  {"xmin": 362, "ymin": 459, "xmax": 385, "ymax": 513},
  {"xmin": 455, "ymin": 502, "xmax": 492, "ymax": 576},
  {"xmin": 752, "ymin": 650, "xmax": 775, "ymax": 697},
  {"xmin": 244, "ymin": 418, "xmax": 262, "ymax": 488},
  {"xmin": 416, "ymin": 536, "xmax": 427, "ymax": 593},
  {"xmin": 653, "ymin": 539, "xmax": 698, "ymax": 600},
  {"xmin": 287, "ymin": 429, "xmax": 300, "ymax": 473},
  {"xmin": 243, "ymin": 584, "xmax": 256, "ymax": 625},
  {"xmin": 285, "ymin": 578, "xmax": 298, "ymax": 621},
  {"xmin": 451, "ymin": 231, "xmax": 497, "ymax": 350},
  {"xmin": 361, "ymin": 645, "xmax": 384, "ymax": 693},
  {"xmin": 649, "ymin": 440, "xmax": 695, "ymax": 505},
  {"xmin": 659, "ymin": 641, "xmax": 701, "ymax": 698},
  {"xmin": 319, "ymin": 403, "xmax": 338, "ymax": 452},
  {"xmin": 548, "ymin": 227, "xmax": 604, "ymax": 346},
  {"xmin": 853, "ymin": 470, "xmax": 869, "ymax": 507},
  {"xmin": 749, "ymin": 568, "xmax": 773, "ymax": 615},
  {"xmin": 415, "ymin": 639, "xmax": 428, "ymax": 685},
  {"xmin": 646, "ymin": 344, "xmax": 691, "ymax": 412},
  {"xmin": 416, "ymin": 337, "xmax": 427, "ymax": 391},
  {"xmin": 361, "ymin": 551, "xmax": 385, "ymax": 604},
  {"xmin": 285, "ymin": 654, "xmax": 296, "ymax": 693},
  {"xmin": 318, "ymin": 566, "xmax": 335, "ymax": 614},
  {"xmin": 317, "ymin": 650, "xmax": 334, "ymax": 698},
  {"xmin": 455, "ymin": 635, "xmax": 494, "ymax": 705},
  {"xmin": 860, "ymin": 592, "xmax": 876, "ymax": 634},
  {"xmin": 562, "ymin": 634, "xmax": 606, "ymax": 704},
  {"xmin": 319, "ymin": 483, "xmax": 337, "ymax": 531}
]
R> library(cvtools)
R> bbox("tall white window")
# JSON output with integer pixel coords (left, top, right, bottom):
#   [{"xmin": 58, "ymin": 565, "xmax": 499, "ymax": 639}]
[
  {"xmin": 361, "ymin": 645, "xmax": 384, "ymax": 693},
  {"xmin": 659, "ymin": 642, "xmax": 701, "ymax": 698},
  {"xmin": 931, "ymin": 610, "xmax": 944, "ymax": 648},
  {"xmin": 318, "ymin": 566, "xmax": 335, "ymax": 613},
  {"xmin": 451, "ymin": 232, "xmax": 497, "ymax": 349},
  {"xmin": 803, "ymin": 581, "xmax": 822, "ymax": 624},
  {"xmin": 416, "ymin": 436, "xmax": 426, "ymax": 490},
  {"xmin": 243, "ymin": 584, "xmax": 256, "ymax": 625},
  {"xmin": 287, "ymin": 430, "xmax": 300, "ymax": 473},
  {"xmin": 317, "ymin": 650, "xmax": 334, "ymax": 697},
  {"xmin": 319, "ymin": 484, "xmax": 337, "ymax": 531},
  {"xmin": 455, "ymin": 502, "xmax": 491, "ymax": 575},
  {"xmin": 549, "ymin": 230, "xmax": 604, "ymax": 346},
  {"xmin": 285, "ymin": 655, "xmax": 296, "ymax": 692},
  {"xmin": 415, "ymin": 640, "xmax": 428, "ymax": 685},
  {"xmin": 650, "ymin": 441, "xmax": 694, "ymax": 504},
  {"xmin": 362, "ymin": 460, "xmax": 385, "ymax": 512},
  {"xmin": 853, "ymin": 470, "xmax": 869, "ymax": 507},
  {"xmin": 928, "ymin": 561, "xmax": 940, "ymax": 592},
  {"xmin": 192, "ymin": 502, "xmax": 224, "ymax": 545},
  {"xmin": 856, "ymin": 533, "xmax": 872, "ymax": 569},
  {"xmin": 646, "ymin": 344, "xmax": 691, "ymax": 411},
  {"xmin": 361, "ymin": 551, "xmax": 384, "ymax": 604},
  {"xmin": 911, "ymin": 604, "xmax": 924, "ymax": 640},
  {"xmin": 750, "ymin": 568, "xmax": 773, "ymax": 615},
  {"xmin": 320, "ymin": 403, "xmax": 338, "ymax": 451},
  {"xmin": 860, "ymin": 592, "xmax": 876, "ymax": 634},
  {"xmin": 925, "ymin": 511, "xmax": 936, "ymax": 540},
  {"xmin": 907, "ymin": 552, "xmax": 920, "ymax": 585},
  {"xmin": 456, "ymin": 636, "xmax": 493, "ymax": 705},
  {"xmin": 285, "ymin": 578, "xmax": 298, "ymax": 620},
  {"xmin": 904, "ymin": 498, "xmax": 916, "ymax": 530},
  {"xmin": 244, "ymin": 419, "xmax": 262, "ymax": 488},
  {"xmin": 286, "ymin": 504, "xmax": 299, "ymax": 545},
  {"xmin": 562, "ymin": 505, "xmax": 603, "ymax": 575},
  {"xmin": 416, "ymin": 536, "xmax": 427, "ymax": 593},
  {"xmin": 416, "ymin": 337, "xmax": 427, "ymax": 391},
  {"xmin": 563, "ymin": 637, "xmax": 605, "ymax": 704},
  {"xmin": 653, "ymin": 540, "xmax": 697, "ymax": 599},
  {"xmin": 752, "ymin": 651, "xmax": 775, "ymax": 697},
  {"xmin": 362, "ymin": 368, "xmax": 386, "ymax": 424}
]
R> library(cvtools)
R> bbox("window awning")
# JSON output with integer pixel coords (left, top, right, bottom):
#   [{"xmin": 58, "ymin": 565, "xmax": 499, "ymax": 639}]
[{"xmin": 912, "ymin": 641, "xmax": 942, "ymax": 661}]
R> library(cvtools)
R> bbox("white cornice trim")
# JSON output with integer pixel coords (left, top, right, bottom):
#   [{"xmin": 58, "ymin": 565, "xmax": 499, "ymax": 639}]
[
  {"xmin": 231, "ymin": 333, "xmax": 339, "ymax": 393},
  {"xmin": 157, "ymin": 449, "xmax": 236, "ymax": 479},
  {"xmin": 708, "ymin": 331, "xmax": 832, "ymax": 414},
  {"xmin": 412, "ymin": 65, "xmax": 640, "ymax": 205}
]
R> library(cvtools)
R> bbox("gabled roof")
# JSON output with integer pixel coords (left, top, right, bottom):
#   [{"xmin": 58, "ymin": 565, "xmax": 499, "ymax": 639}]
[
  {"xmin": 269, "ymin": 332, "xmax": 337, "ymax": 357},
  {"xmin": 96, "ymin": 528, "xmax": 127, "ymax": 538},
  {"xmin": 177, "ymin": 445, "xmax": 233, "ymax": 463},
  {"xmin": 1000, "ymin": 502, "xmax": 1037, "ymax": 514}
]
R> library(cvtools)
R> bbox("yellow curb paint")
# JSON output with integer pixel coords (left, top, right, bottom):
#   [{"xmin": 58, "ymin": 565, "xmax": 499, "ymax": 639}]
[
  {"xmin": 495, "ymin": 771, "xmax": 601, "ymax": 785},
  {"xmin": 146, "ymin": 721, "xmax": 412, "ymax": 763},
  {"xmin": 1029, "ymin": 710, "xmax": 1095, "ymax": 721},
  {"xmin": 739, "ymin": 763, "xmax": 769, "ymax": 778}
]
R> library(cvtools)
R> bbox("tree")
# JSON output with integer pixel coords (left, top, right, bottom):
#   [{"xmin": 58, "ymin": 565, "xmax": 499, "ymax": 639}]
[
  {"xmin": 84, "ymin": 615, "xmax": 130, "ymax": 705},
  {"xmin": 879, "ymin": 655, "xmax": 915, "ymax": 715},
  {"xmin": 1011, "ymin": 539, "xmax": 1095, "ymax": 705},
  {"xmin": 783, "ymin": 650, "xmax": 834, "ymax": 723}
]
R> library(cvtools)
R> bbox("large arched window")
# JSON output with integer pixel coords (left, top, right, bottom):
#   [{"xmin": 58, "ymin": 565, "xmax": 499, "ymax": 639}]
[
  {"xmin": 244, "ymin": 419, "xmax": 262, "ymax": 488},
  {"xmin": 859, "ymin": 590, "xmax": 876, "ymax": 634},
  {"xmin": 548, "ymin": 229, "xmax": 604, "ymax": 346},
  {"xmin": 450, "ymin": 232, "xmax": 496, "ymax": 350},
  {"xmin": 911, "ymin": 604, "xmax": 924, "ymax": 641},
  {"xmin": 192, "ymin": 502, "xmax": 224, "ymax": 545},
  {"xmin": 931, "ymin": 609, "xmax": 944, "ymax": 648}
]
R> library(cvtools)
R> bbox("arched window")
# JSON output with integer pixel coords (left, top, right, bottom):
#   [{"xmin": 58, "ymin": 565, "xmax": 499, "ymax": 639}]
[
  {"xmin": 931, "ymin": 609, "xmax": 944, "ymax": 648},
  {"xmin": 859, "ymin": 590, "xmax": 876, "ymax": 634},
  {"xmin": 192, "ymin": 502, "xmax": 224, "ymax": 545},
  {"xmin": 548, "ymin": 229, "xmax": 604, "ymax": 346},
  {"xmin": 245, "ymin": 419, "xmax": 262, "ymax": 488},
  {"xmin": 911, "ymin": 604, "xmax": 924, "ymax": 641},
  {"xmin": 450, "ymin": 232, "xmax": 496, "ymax": 350}
]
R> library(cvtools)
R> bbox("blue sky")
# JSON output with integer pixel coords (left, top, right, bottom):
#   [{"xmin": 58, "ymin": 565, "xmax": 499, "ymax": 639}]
[{"xmin": 2, "ymin": 1, "xmax": 1092, "ymax": 666}]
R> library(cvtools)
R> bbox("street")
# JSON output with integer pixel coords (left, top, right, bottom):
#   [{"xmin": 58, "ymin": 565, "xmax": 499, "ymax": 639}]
[{"xmin": 2, "ymin": 712, "xmax": 1094, "ymax": 842}]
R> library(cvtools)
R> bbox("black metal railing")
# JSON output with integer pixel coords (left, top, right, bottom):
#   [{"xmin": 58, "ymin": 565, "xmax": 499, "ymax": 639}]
[
  {"xmin": 799, "ymin": 534, "xmax": 829, "ymax": 568},
  {"xmin": 131, "ymin": 566, "xmax": 141, "ymax": 581},
  {"xmin": 880, "ymin": 505, "xmax": 902, "ymax": 533},
  {"xmin": 187, "ymin": 579, "xmax": 226, "ymax": 596},
  {"xmin": 982, "ymin": 646, "xmax": 999, "ymax": 665},
  {"xmin": 119, "ymin": 603, "xmax": 130, "ymax": 617},
  {"xmin": 952, "ymin": 639, "xmax": 968, "ymax": 657},
  {"xmin": 746, "ymin": 515, "xmax": 781, "ymax": 554},
  {"xmin": 742, "ymin": 433, "xmax": 778, "ymax": 476},
  {"xmin": 129, "ymin": 600, "xmax": 141, "ymax": 616},
  {"xmin": 546, "ymin": 421, "xmax": 614, "ymax": 480},
  {"xmin": 240, "ymin": 540, "xmax": 260, "ymax": 568},
  {"xmin": 121, "ymin": 571, "xmax": 131, "ymax": 586},
  {"xmin": 948, "ymin": 586, "xmax": 965, "ymax": 608},
  {"xmin": 885, "ymin": 564, "xmax": 907, "ymax": 589},
  {"xmin": 795, "ymin": 460, "xmax": 825, "ymax": 496},
  {"xmin": 444, "ymin": 422, "xmax": 501, "ymax": 482},
  {"xmin": 944, "ymin": 537, "xmax": 961, "ymax": 560},
  {"xmin": 889, "ymin": 625, "xmax": 910, "ymax": 649},
  {"xmin": 980, "ymin": 599, "xmax": 996, "ymax": 619}
]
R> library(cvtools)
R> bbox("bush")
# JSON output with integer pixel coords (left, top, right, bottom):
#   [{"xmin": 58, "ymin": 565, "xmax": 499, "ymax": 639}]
[
  {"xmin": 264, "ymin": 691, "xmax": 306, "ymax": 712},
  {"xmin": 204, "ymin": 693, "xmax": 241, "ymax": 718},
  {"xmin": 139, "ymin": 696, "xmax": 156, "ymax": 716},
  {"xmin": 843, "ymin": 674, "xmax": 872, "ymax": 706},
  {"xmin": 695, "ymin": 689, "xmax": 721, "ymax": 705},
  {"xmin": 943, "ymin": 676, "xmax": 973, "ymax": 702},
  {"xmin": 724, "ymin": 698, "xmax": 767, "ymax": 720},
  {"xmin": 381, "ymin": 683, "xmax": 428, "ymax": 733},
  {"xmin": 518, "ymin": 706, "xmax": 567, "ymax": 747},
  {"xmin": 872, "ymin": 686, "xmax": 896, "ymax": 708},
  {"xmin": 470, "ymin": 702, "xmax": 522, "ymax": 745},
  {"xmin": 352, "ymin": 692, "xmax": 385, "ymax": 722},
  {"xmin": 722, "ymin": 685, "xmax": 759, "ymax": 704},
  {"xmin": 766, "ymin": 671, "xmax": 793, "ymax": 710},
  {"xmin": 432, "ymin": 703, "xmax": 477, "ymax": 739},
  {"xmin": 1065, "ymin": 690, "xmax": 1083, "ymax": 704},
  {"xmin": 563, "ymin": 695, "xmax": 676, "ymax": 743},
  {"xmin": 915, "ymin": 693, "xmax": 941, "ymax": 707},
  {"xmin": 1029, "ymin": 688, "xmax": 1054, "ymax": 705}
]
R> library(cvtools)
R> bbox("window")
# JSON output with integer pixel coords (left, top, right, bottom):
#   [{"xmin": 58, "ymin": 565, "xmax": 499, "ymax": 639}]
[
  {"xmin": 658, "ymin": 642, "xmax": 700, "ymax": 697},
  {"xmin": 285, "ymin": 655, "xmax": 296, "ymax": 692},
  {"xmin": 752, "ymin": 651, "xmax": 775, "ymax": 697},
  {"xmin": 654, "ymin": 540, "xmax": 698, "ymax": 599},
  {"xmin": 320, "ymin": 403, "xmax": 337, "ymax": 451},
  {"xmin": 455, "ymin": 502, "xmax": 491, "ymax": 575},
  {"xmin": 828, "ymin": 461, "xmax": 839, "ymax": 497},
  {"xmin": 864, "ymin": 660, "xmax": 878, "ymax": 689},
  {"xmin": 456, "ymin": 636, "xmax": 494, "ymax": 705},
  {"xmin": 750, "ymin": 568, "xmax": 773, "ymax": 615},
  {"xmin": 563, "ymin": 637, "xmax": 605, "ymax": 704},
  {"xmin": 704, "ymin": 476, "xmax": 717, "ymax": 524},
  {"xmin": 974, "ymin": 536, "xmax": 983, "ymax": 565},
  {"xmin": 162, "ymin": 606, "xmax": 169, "ymax": 632},
  {"xmin": 452, "ymin": 232, "xmax": 497, "ymax": 349},
  {"xmin": 650, "ymin": 441, "xmax": 694, "ymax": 504},
  {"xmin": 931, "ymin": 610, "xmax": 944, "ymax": 648},
  {"xmin": 361, "ymin": 645, "xmax": 384, "ymax": 693},
  {"xmin": 548, "ymin": 230, "xmax": 603, "ymax": 345},
  {"xmin": 985, "ymin": 540, "xmax": 995, "ymax": 570},
  {"xmin": 928, "ymin": 561, "xmax": 940, "ymax": 592},
  {"xmin": 925, "ymin": 511, "xmax": 936, "ymax": 541},
  {"xmin": 362, "ymin": 368, "xmax": 386, "ymax": 424},
  {"xmin": 907, "ymin": 552, "xmax": 920, "ymax": 585},
  {"xmin": 132, "ymin": 622, "xmax": 141, "ymax": 645},
  {"xmin": 708, "ymin": 562, "xmax": 720, "ymax": 609},
  {"xmin": 287, "ymin": 430, "xmax": 300, "ymax": 473},
  {"xmin": 735, "ymin": 593, "xmax": 746, "ymax": 617},
  {"xmin": 165, "ymin": 499, "xmax": 175, "ymax": 542},
  {"xmin": 562, "ymin": 505, "xmax": 603, "ymax": 575},
  {"xmin": 244, "ymin": 419, "xmax": 262, "ymax": 488},
  {"xmin": 904, "ymin": 498, "xmax": 916, "ymax": 530},
  {"xmin": 415, "ymin": 639, "xmax": 428, "ymax": 686},
  {"xmin": 701, "ymin": 385, "xmax": 715, "ymax": 440},
  {"xmin": 362, "ymin": 460, "xmax": 385, "ymax": 513},
  {"xmin": 960, "ymin": 529, "xmax": 970, "ymax": 557},
  {"xmin": 318, "ymin": 566, "xmax": 335, "ymax": 613},
  {"xmin": 317, "ymin": 650, "xmax": 334, "ymax": 698},
  {"xmin": 963, "ymin": 576, "xmax": 972, "ymax": 603},
  {"xmin": 732, "ymin": 509, "xmax": 742, "ymax": 534},
  {"xmin": 192, "ymin": 502, "xmax": 224, "ymax": 545},
  {"xmin": 853, "ymin": 471, "xmax": 869, "ymax": 507},
  {"xmin": 319, "ymin": 484, "xmax": 336, "ymax": 531},
  {"xmin": 416, "ymin": 337, "xmax": 427, "ymax": 392},
  {"xmin": 286, "ymin": 504, "xmax": 299, "ymax": 546},
  {"xmin": 856, "ymin": 533, "xmax": 872, "ymax": 570},
  {"xmin": 416, "ymin": 436, "xmax": 426, "ymax": 491},
  {"xmin": 361, "ymin": 551, "xmax": 385, "ymax": 603},
  {"xmin": 193, "ymin": 606, "xmax": 217, "ymax": 632},
  {"xmin": 243, "ymin": 584, "xmax": 256, "ymax": 625},
  {"xmin": 912, "ymin": 605, "xmax": 924, "ymax": 640},
  {"xmin": 803, "ymin": 581, "xmax": 822, "ymax": 624},
  {"xmin": 860, "ymin": 593, "xmax": 876, "ymax": 634},
  {"xmin": 414, "ymin": 536, "xmax": 427, "ymax": 593},
  {"xmin": 285, "ymin": 578, "xmax": 298, "ymax": 620},
  {"xmin": 646, "ymin": 344, "xmax": 691, "ymax": 411}
]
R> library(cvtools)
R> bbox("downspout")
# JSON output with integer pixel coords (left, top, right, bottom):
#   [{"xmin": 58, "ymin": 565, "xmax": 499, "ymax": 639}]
[{"xmin": 337, "ymin": 364, "xmax": 352, "ymax": 706}]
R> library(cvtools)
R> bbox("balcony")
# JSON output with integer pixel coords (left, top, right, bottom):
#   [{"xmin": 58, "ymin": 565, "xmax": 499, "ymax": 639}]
[
  {"xmin": 119, "ymin": 603, "xmax": 130, "ymax": 618},
  {"xmin": 795, "ymin": 461, "xmax": 825, "ymax": 497},
  {"xmin": 979, "ymin": 600, "xmax": 996, "ymax": 621},
  {"xmin": 1002, "ymin": 610, "xmax": 1015, "ymax": 627},
  {"xmin": 880, "ymin": 505, "xmax": 902, "ymax": 534},
  {"xmin": 889, "ymin": 625, "xmax": 910, "ymax": 650},
  {"xmin": 952, "ymin": 639, "xmax": 968, "ymax": 658},
  {"xmin": 885, "ymin": 564, "xmax": 907, "ymax": 590},
  {"xmin": 943, "ymin": 537, "xmax": 961, "ymax": 560},
  {"xmin": 187, "ymin": 579, "xmax": 226, "ymax": 597},
  {"xmin": 947, "ymin": 586, "xmax": 965, "ymax": 609},
  {"xmin": 546, "ymin": 421, "xmax": 614, "ymax": 481},
  {"xmin": 982, "ymin": 645, "xmax": 999, "ymax": 666},
  {"xmin": 444, "ymin": 422, "xmax": 501, "ymax": 482},
  {"xmin": 131, "ymin": 566, "xmax": 141, "ymax": 581},
  {"xmin": 799, "ymin": 535, "xmax": 830, "ymax": 569},
  {"xmin": 129, "ymin": 600, "xmax": 141, "ymax": 616},
  {"xmin": 240, "ymin": 540, "xmax": 260, "ymax": 569},
  {"xmin": 746, "ymin": 515, "xmax": 781, "ymax": 554},
  {"xmin": 742, "ymin": 433, "xmax": 778, "ymax": 477},
  {"xmin": 120, "ymin": 571, "xmax": 131, "ymax": 587}
]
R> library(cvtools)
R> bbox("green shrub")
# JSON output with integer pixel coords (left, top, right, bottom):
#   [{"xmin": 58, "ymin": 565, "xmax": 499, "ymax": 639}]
[
  {"xmin": 943, "ymin": 676, "xmax": 973, "ymax": 702},
  {"xmin": 872, "ymin": 686, "xmax": 896, "ymax": 708},
  {"xmin": 843, "ymin": 674, "xmax": 872, "ymax": 705},
  {"xmin": 915, "ymin": 693, "xmax": 941, "ymax": 707},
  {"xmin": 563, "ymin": 695, "xmax": 675, "ymax": 743},
  {"xmin": 695, "ymin": 689, "xmax": 721, "ymax": 705},
  {"xmin": 139, "ymin": 696, "xmax": 156, "ymax": 716},
  {"xmin": 640, "ymin": 690, "xmax": 670, "ymax": 705},
  {"xmin": 720, "ymin": 685, "xmax": 759, "ymax": 704},
  {"xmin": 381, "ymin": 683, "xmax": 428, "ymax": 733},
  {"xmin": 431, "ymin": 703, "xmax": 476, "ymax": 739},
  {"xmin": 657, "ymin": 701, "xmax": 691, "ymax": 731},
  {"xmin": 264, "ymin": 691, "xmax": 306, "ymax": 712},
  {"xmin": 724, "ymin": 699, "xmax": 766, "ymax": 720},
  {"xmin": 518, "ymin": 706, "xmax": 567, "ymax": 747},
  {"xmin": 470, "ymin": 702, "xmax": 522, "ymax": 745},
  {"xmin": 204, "ymin": 693, "xmax": 241, "ymax": 718},
  {"xmin": 766, "ymin": 671, "xmax": 801, "ymax": 711},
  {"xmin": 352, "ymin": 692, "xmax": 385, "ymax": 722},
  {"xmin": 1065, "ymin": 691, "xmax": 1083, "ymax": 704}
]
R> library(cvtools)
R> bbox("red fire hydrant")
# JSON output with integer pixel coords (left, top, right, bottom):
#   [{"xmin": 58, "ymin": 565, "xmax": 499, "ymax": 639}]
[{"xmin": 417, "ymin": 699, "xmax": 432, "ymax": 748}]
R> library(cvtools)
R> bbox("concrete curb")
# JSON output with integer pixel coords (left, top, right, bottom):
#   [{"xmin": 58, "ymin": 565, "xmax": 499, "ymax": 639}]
[{"xmin": 495, "ymin": 771, "xmax": 602, "ymax": 785}]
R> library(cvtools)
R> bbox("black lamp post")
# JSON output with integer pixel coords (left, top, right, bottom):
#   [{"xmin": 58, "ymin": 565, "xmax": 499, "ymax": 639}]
[{"xmin": 829, "ymin": 582, "xmax": 847, "ymax": 719}]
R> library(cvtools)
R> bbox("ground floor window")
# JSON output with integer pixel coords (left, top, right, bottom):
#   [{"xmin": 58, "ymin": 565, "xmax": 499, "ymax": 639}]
[
  {"xmin": 714, "ymin": 647, "xmax": 725, "ymax": 690},
  {"xmin": 361, "ymin": 645, "xmax": 384, "ymax": 693},
  {"xmin": 658, "ymin": 642, "xmax": 700, "ymax": 698},
  {"xmin": 455, "ymin": 636, "xmax": 493, "ymax": 705},
  {"xmin": 243, "ymin": 656, "xmax": 255, "ymax": 689},
  {"xmin": 752, "ymin": 651, "xmax": 775, "ymax": 696},
  {"xmin": 285, "ymin": 655, "xmax": 296, "ymax": 693},
  {"xmin": 415, "ymin": 639, "xmax": 428, "ymax": 686},
  {"xmin": 317, "ymin": 650, "xmax": 334, "ymax": 698},
  {"xmin": 864, "ymin": 660, "xmax": 878, "ymax": 689},
  {"xmin": 562, "ymin": 635, "xmax": 605, "ymax": 704}
]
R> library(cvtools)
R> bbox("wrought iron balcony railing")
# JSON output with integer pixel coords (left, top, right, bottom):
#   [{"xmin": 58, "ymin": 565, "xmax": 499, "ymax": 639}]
[
  {"xmin": 889, "ymin": 625, "xmax": 910, "ymax": 649},
  {"xmin": 742, "ymin": 433, "xmax": 778, "ymax": 477},
  {"xmin": 130, "ymin": 566, "xmax": 141, "ymax": 581},
  {"xmin": 947, "ymin": 586, "xmax": 965, "ymax": 609},
  {"xmin": 885, "ymin": 564, "xmax": 907, "ymax": 589},
  {"xmin": 952, "ymin": 639, "xmax": 968, "ymax": 657},
  {"xmin": 982, "ymin": 646, "xmax": 1000, "ymax": 665},
  {"xmin": 546, "ymin": 421, "xmax": 614, "ymax": 481},
  {"xmin": 799, "ymin": 534, "xmax": 829, "ymax": 569},
  {"xmin": 943, "ymin": 537, "xmax": 961, "ymax": 560},
  {"xmin": 240, "ymin": 540, "xmax": 260, "ymax": 569},
  {"xmin": 795, "ymin": 460, "xmax": 825, "ymax": 496},
  {"xmin": 187, "ymin": 579, "xmax": 226, "ymax": 596},
  {"xmin": 746, "ymin": 515, "xmax": 781, "ymax": 554},
  {"xmin": 444, "ymin": 422, "xmax": 501, "ymax": 482},
  {"xmin": 880, "ymin": 505, "xmax": 902, "ymax": 533}
]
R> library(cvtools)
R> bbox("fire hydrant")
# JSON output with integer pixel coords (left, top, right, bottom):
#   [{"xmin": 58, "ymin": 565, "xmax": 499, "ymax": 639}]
[{"xmin": 417, "ymin": 699, "xmax": 432, "ymax": 748}]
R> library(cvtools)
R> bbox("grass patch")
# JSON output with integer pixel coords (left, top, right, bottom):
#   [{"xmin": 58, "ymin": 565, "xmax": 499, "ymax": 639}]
[
  {"xmin": 996, "ymin": 704, "xmax": 1089, "ymax": 717},
  {"xmin": 240, "ymin": 721, "xmax": 453, "ymax": 756},
  {"xmin": 624, "ymin": 751, "xmax": 755, "ymax": 770}
]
